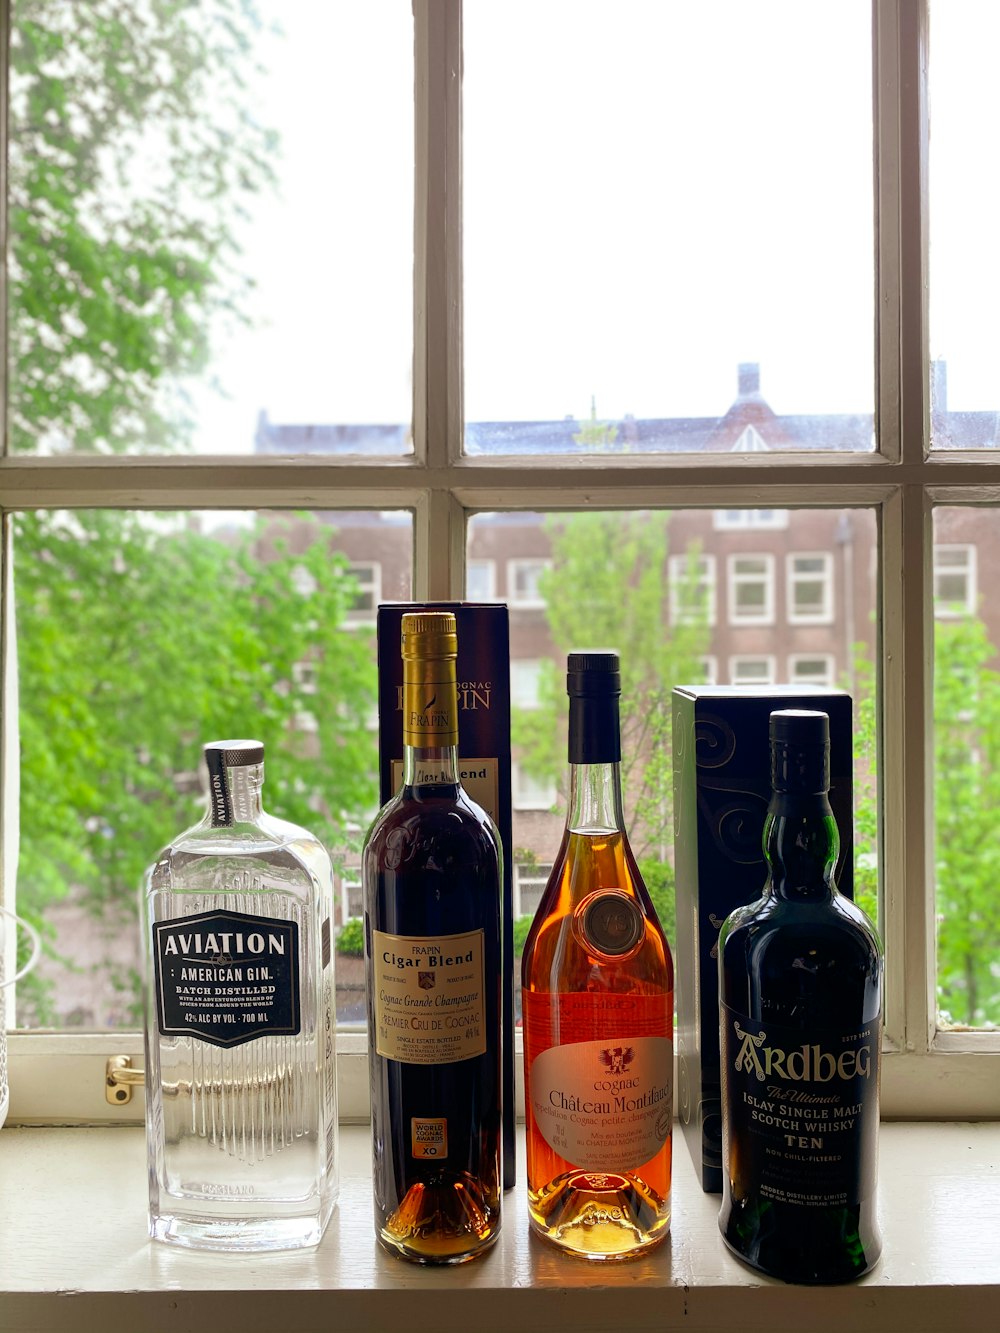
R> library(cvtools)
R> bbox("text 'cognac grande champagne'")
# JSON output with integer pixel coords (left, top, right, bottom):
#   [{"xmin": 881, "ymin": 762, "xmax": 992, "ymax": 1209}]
[
  {"xmin": 718, "ymin": 709, "xmax": 883, "ymax": 1283},
  {"xmin": 362, "ymin": 612, "xmax": 503, "ymax": 1263},
  {"xmin": 143, "ymin": 739, "xmax": 338, "ymax": 1251},
  {"xmin": 521, "ymin": 652, "xmax": 673, "ymax": 1260}
]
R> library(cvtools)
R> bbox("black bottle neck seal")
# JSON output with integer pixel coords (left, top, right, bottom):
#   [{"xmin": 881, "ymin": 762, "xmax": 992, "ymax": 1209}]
[
  {"xmin": 567, "ymin": 651, "xmax": 621, "ymax": 765},
  {"xmin": 769, "ymin": 708, "xmax": 830, "ymax": 796}
]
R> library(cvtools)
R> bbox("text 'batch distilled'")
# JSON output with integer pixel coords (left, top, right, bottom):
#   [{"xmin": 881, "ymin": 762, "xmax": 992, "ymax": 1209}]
[
  {"xmin": 143, "ymin": 739, "xmax": 339, "ymax": 1251},
  {"xmin": 521, "ymin": 652, "xmax": 673, "ymax": 1260},
  {"xmin": 718, "ymin": 709, "xmax": 882, "ymax": 1283},
  {"xmin": 363, "ymin": 611, "xmax": 503, "ymax": 1263}
]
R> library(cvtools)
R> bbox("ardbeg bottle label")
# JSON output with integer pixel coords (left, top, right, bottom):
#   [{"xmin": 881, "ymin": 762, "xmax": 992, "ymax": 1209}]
[
  {"xmin": 721, "ymin": 1002, "xmax": 880, "ymax": 1208},
  {"xmin": 373, "ymin": 928, "xmax": 486, "ymax": 1064},
  {"xmin": 153, "ymin": 909, "xmax": 300, "ymax": 1048}
]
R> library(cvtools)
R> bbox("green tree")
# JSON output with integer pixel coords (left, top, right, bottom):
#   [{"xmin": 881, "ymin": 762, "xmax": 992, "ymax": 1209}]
[
  {"xmin": 513, "ymin": 509, "xmax": 710, "ymax": 880},
  {"xmin": 15, "ymin": 510, "xmax": 378, "ymax": 1023},
  {"xmin": 9, "ymin": 0, "xmax": 274, "ymax": 454},
  {"xmin": 852, "ymin": 615, "xmax": 1000, "ymax": 1026}
]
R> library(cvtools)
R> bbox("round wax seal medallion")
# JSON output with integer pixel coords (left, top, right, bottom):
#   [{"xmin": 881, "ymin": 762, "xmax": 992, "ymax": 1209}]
[{"xmin": 577, "ymin": 890, "xmax": 644, "ymax": 957}]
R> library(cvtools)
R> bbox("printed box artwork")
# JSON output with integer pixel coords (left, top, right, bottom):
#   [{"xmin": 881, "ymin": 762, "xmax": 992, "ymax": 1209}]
[
  {"xmin": 376, "ymin": 602, "xmax": 516, "ymax": 1190},
  {"xmin": 671, "ymin": 686, "xmax": 855, "ymax": 1193}
]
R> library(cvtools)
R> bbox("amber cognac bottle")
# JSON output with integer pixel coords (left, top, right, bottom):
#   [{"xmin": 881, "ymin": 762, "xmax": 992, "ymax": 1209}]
[{"xmin": 521, "ymin": 651, "xmax": 673, "ymax": 1260}]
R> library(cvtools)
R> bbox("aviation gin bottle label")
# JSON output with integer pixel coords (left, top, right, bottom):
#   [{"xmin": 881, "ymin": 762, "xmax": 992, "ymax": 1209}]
[{"xmin": 153, "ymin": 908, "xmax": 301, "ymax": 1048}]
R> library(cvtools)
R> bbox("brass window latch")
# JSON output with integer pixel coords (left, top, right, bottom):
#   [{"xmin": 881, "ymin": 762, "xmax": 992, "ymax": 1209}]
[{"xmin": 105, "ymin": 1055, "xmax": 144, "ymax": 1105}]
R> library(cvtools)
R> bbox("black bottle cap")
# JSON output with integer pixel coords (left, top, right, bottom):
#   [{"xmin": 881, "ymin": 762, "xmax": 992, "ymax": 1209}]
[
  {"xmin": 567, "ymin": 651, "xmax": 621, "ymax": 763},
  {"xmin": 203, "ymin": 739, "xmax": 265, "ymax": 767},
  {"xmin": 770, "ymin": 709, "xmax": 830, "ymax": 794}
]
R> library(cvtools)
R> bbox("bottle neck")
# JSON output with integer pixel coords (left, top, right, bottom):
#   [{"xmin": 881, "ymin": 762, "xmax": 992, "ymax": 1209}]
[
  {"xmin": 402, "ymin": 653, "xmax": 460, "ymax": 788},
  {"xmin": 763, "ymin": 792, "xmax": 839, "ymax": 901},
  {"xmin": 566, "ymin": 690, "xmax": 624, "ymax": 834},
  {"xmin": 567, "ymin": 761, "xmax": 626, "ymax": 835},
  {"xmin": 208, "ymin": 762, "xmax": 265, "ymax": 827}
]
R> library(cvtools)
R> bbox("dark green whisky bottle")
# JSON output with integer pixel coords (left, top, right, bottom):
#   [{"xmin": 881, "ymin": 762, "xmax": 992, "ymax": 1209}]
[{"xmin": 718, "ymin": 709, "xmax": 882, "ymax": 1283}]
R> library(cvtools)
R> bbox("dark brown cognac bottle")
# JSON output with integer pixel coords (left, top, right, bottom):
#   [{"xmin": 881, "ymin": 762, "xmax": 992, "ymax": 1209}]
[
  {"xmin": 718, "ymin": 709, "xmax": 883, "ymax": 1283},
  {"xmin": 362, "ymin": 611, "xmax": 502, "ymax": 1263},
  {"xmin": 521, "ymin": 651, "xmax": 673, "ymax": 1260}
]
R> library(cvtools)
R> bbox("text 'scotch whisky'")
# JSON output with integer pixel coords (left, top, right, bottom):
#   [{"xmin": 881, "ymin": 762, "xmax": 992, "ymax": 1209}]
[
  {"xmin": 718, "ymin": 709, "xmax": 883, "ymax": 1283},
  {"xmin": 363, "ymin": 612, "xmax": 503, "ymax": 1263},
  {"xmin": 521, "ymin": 652, "xmax": 673, "ymax": 1260},
  {"xmin": 143, "ymin": 739, "xmax": 338, "ymax": 1251}
]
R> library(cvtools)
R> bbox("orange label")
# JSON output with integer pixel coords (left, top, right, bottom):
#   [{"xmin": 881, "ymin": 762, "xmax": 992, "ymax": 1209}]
[{"xmin": 411, "ymin": 1117, "xmax": 449, "ymax": 1159}]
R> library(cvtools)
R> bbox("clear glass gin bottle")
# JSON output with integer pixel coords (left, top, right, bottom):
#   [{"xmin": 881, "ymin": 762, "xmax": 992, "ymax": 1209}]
[{"xmin": 143, "ymin": 739, "xmax": 339, "ymax": 1250}]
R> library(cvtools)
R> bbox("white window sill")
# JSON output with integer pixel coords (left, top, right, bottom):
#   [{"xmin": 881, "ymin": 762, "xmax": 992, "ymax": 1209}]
[{"xmin": 1, "ymin": 1123, "xmax": 998, "ymax": 1331}]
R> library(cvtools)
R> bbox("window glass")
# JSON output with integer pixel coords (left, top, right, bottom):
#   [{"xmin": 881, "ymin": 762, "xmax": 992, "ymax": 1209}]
[
  {"xmin": 464, "ymin": 1, "xmax": 874, "ymax": 453},
  {"xmin": 469, "ymin": 507, "xmax": 879, "ymax": 964},
  {"xmin": 933, "ymin": 546, "xmax": 977, "ymax": 618},
  {"xmin": 933, "ymin": 507, "xmax": 1000, "ymax": 1028},
  {"xmin": 12, "ymin": 509, "xmax": 411, "ymax": 1029},
  {"xmin": 728, "ymin": 555, "xmax": 775, "ymax": 625},
  {"xmin": 8, "ymin": 1, "xmax": 413, "ymax": 456},
  {"xmin": 788, "ymin": 552, "xmax": 835, "ymax": 624},
  {"xmin": 929, "ymin": 1, "xmax": 1000, "ymax": 450}
]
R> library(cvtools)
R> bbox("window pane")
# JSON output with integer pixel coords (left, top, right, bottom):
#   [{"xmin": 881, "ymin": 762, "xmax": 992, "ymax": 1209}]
[
  {"xmin": 12, "ymin": 509, "xmax": 411, "ymax": 1030},
  {"xmin": 933, "ymin": 507, "xmax": 1000, "ymax": 1028},
  {"xmin": 8, "ymin": 2, "xmax": 413, "ymax": 456},
  {"xmin": 464, "ymin": 1, "xmax": 874, "ymax": 453},
  {"xmin": 468, "ymin": 507, "xmax": 880, "ymax": 977},
  {"xmin": 929, "ymin": 1, "xmax": 1000, "ymax": 450}
]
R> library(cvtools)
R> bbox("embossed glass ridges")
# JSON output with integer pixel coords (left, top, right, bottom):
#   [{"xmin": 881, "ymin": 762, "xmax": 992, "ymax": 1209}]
[{"xmin": 143, "ymin": 739, "xmax": 338, "ymax": 1250}]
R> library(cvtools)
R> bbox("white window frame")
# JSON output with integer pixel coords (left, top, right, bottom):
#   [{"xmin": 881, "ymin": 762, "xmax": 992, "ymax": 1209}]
[
  {"xmin": 512, "ymin": 762, "xmax": 557, "ymax": 811},
  {"xmin": 506, "ymin": 557, "xmax": 550, "ymax": 608},
  {"xmin": 932, "ymin": 543, "xmax": 977, "ymax": 618},
  {"xmin": 345, "ymin": 560, "xmax": 382, "ymax": 624},
  {"xmin": 726, "ymin": 553, "xmax": 775, "ymax": 626},
  {"xmin": 728, "ymin": 655, "xmax": 777, "ymax": 687},
  {"xmin": 510, "ymin": 658, "xmax": 544, "ymax": 709},
  {"xmin": 787, "ymin": 551, "xmax": 836, "ymax": 624},
  {"xmin": 513, "ymin": 861, "xmax": 553, "ymax": 919},
  {"xmin": 3, "ymin": 1, "xmax": 999, "ymax": 1124},
  {"xmin": 465, "ymin": 556, "xmax": 497, "ymax": 601},
  {"xmin": 668, "ymin": 553, "xmax": 717, "ymax": 626},
  {"xmin": 788, "ymin": 653, "xmax": 836, "ymax": 689}
]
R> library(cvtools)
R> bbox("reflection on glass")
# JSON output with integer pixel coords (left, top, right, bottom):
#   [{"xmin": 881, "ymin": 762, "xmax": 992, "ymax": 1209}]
[
  {"xmin": 8, "ymin": 2, "xmax": 413, "ymax": 456},
  {"xmin": 467, "ymin": 507, "xmax": 880, "ymax": 975},
  {"xmin": 929, "ymin": 2, "xmax": 1000, "ymax": 449},
  {"xmin": 934, "ymin": 508, "xmax": 1000, "ymax": 1028},
  {"xmin": 464, "ymin": 1, "xmax": 874, "ymax": 451},
  {"xmin": 12, "ymin": 510, "xmax": 411, "ymax": 1029}
]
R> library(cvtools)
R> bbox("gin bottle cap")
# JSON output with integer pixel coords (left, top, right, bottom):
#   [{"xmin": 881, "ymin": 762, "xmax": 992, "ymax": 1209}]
[{"xmin": 203, "ymin": 739, "xmax": 265, "ymax": 767}]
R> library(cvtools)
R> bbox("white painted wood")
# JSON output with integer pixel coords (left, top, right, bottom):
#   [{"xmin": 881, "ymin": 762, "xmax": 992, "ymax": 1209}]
[{"xmin": 0, "ymin": 1123, "xmax": 998, "ymax": 1332}]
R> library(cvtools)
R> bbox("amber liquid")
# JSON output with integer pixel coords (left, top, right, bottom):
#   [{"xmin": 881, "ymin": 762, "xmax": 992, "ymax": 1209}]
[
  {"xmin": 522, "ymin": 828, "xmax": 673, "ymax": 1260},
  {"xmin": 362, "ymin": 776, "xmax": 502, "ymax": 1264}
]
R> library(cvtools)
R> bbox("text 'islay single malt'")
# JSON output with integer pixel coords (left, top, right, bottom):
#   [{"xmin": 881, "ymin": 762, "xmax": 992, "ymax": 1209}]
[
  {"xmin": 363, "ymin": 612, "xmax": 503, "ymax": 1263},
  {"xmin": 144, "ymin": 739, "xmax": 338, "ymax": 1251},
  {"xmin": 522, "ymin": 652, "xmax": 673, "ymax": 1260},
  {"xmin": 718, "ymin": 709, "xmax": 883, "ymax": 1283}
]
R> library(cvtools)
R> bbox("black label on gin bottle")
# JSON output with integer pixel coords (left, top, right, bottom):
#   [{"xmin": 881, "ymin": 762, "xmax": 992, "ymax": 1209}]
[
  {"xmin": 153, "ymin": 909, "xmax": 300, "ymax": 1048},
  {"xmin": 721, "ymin": 1002, "xmax": 880, "ymax": 1209}
]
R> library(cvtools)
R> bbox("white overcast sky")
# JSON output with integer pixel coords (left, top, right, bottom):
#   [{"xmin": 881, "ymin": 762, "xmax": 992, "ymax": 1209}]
[{"xmin": 186, "ymin": 0, "xmax": 999, "ymax": 454}]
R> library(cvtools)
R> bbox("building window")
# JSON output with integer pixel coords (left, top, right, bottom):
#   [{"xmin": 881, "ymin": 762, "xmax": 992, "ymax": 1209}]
[
  {"xmin": 788, "ymin": 654, "xmax": 836, "ymax": 688},
  {"xmin": 668, "ymin": 554, "xmax": 717, "ymax": 626},
  {"xmin": 514, "ymin": 862, "xmax": 553, "ymax": 919},
  {"xmin": 787, "ymin": 552, "xmax": 835, "ymax": 624},
  {"xmin": 696, "ymin": 655, "xmax": 718, "ymax": 686},
  {"xmin": 341, "ymin": 875, "xmax": 363, "ymax": 922},
  {"xmin": 507, "ymin": 559, "xmax": 551, "ymax": 608},
  {"xmin": 513, "ymin": 763, "xmax": 557, "ymax": 811},
  {"xmin": 511, "ymin": 659, "xmax": 544, "ymax": 709},
  {"xmin": 346, "ymin": 561, "xmax": 381, "ymax": 620},
  {"xmin": 713, "ymin": 508, "xmax": 790, "ymax": 531},
  {"xmin": 933, "ymin": 545, "xmax": 977, "ymax": 617},
  {"xmin": 727, "ymin": 554, "xmax": 775, "ymax": 625},
  {"xmin": 466, "ymin": 558, "xmax": 497, "ymax": 601},
  {"xmin": 729, "ymin": 656, "xmax": 776, "ymax": 686}
]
